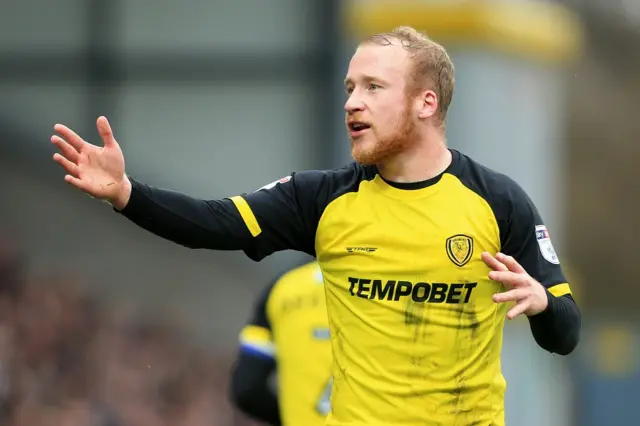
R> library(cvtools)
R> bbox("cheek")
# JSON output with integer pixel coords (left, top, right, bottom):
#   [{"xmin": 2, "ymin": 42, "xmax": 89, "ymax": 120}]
[{"xmin": 378, "ymin": 111, "xmax": 403, "ymax": 133}]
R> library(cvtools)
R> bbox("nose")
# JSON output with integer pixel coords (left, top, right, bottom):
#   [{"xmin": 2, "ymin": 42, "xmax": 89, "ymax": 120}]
[{"xmin": 344, "ymin": 93, "xmax": 365, "ymax": 113}]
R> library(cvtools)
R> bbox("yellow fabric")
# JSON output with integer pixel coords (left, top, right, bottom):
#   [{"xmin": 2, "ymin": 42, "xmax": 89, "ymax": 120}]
[
  {"xmin": 230, "ymin": 196, "xmax": 262, "ymax": 237},
  {"xmin": 268, "ymin": 262, "xmax": 332, "ymax": 426},
  {"xmin": 311, "ymin": 174, "xmax": 571, "ymax": 426},
  {"xmin": 344, "ymin": 0, "xmax": 584, "ymax": 64}
]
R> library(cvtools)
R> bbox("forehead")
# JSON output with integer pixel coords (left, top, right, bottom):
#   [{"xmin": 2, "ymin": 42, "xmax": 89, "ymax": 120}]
[{"xmin": 346, "ymin": 42, "xmax": 411, "ymax": 84}]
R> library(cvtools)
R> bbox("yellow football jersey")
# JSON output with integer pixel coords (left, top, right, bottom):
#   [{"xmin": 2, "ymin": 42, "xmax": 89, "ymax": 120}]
[
  {"xmin": 239, "ymin": 261, "xmax": 332, "ymax": 426},
  {"xmin": 228, "ymin": 150, "xmax": 572, "ymax": 426}
]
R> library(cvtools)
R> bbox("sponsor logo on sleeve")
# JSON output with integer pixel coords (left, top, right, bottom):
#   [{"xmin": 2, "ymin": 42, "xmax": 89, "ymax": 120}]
[
  {"xmin": 256, "ymin": 176, "xmax": 291, "ymax": 192},
  {"xmin": 535, "ymin": 225, "xmax": 560, "ymax": 264}
]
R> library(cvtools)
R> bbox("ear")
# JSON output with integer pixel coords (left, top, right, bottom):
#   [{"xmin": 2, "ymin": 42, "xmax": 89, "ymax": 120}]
[{"xmin": 417, "ymin": 90, "xmax": 438, "ymax": 120}]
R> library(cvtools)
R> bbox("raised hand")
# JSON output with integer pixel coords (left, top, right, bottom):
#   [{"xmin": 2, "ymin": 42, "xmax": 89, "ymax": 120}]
[
  {"xmin": 481, "ymin": 252, "xmax": 549, "ymax": 320},
  {"xmin": 51, "ymin": 116, "xmax": 131, "ymax": 210}
]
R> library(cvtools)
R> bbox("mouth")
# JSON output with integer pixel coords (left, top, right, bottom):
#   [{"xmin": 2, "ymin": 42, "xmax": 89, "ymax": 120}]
[{"xmin": 348, "ymin": 121, "xmax": 371, "ymax": 138}]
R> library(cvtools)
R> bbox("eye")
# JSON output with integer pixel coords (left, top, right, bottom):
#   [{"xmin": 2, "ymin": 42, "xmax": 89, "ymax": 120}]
[
  {"xmin": 368, "ymin": 84, "xmax": 380, "ymax": 91},
  {"xmin": 345, "ymin": 87, "xmax": 354, "ymax": 95}
]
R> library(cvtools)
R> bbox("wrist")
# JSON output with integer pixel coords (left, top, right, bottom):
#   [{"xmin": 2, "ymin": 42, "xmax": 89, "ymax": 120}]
[
  {"xmin": 110, "ymin": 175, "xmax": 132, "ymax": 211},
  {"xmin": 530, "ymin": 289, "xmax": 555, "ymax": 318}
]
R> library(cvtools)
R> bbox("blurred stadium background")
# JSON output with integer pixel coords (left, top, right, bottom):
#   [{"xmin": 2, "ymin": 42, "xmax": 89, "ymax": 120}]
[{"xmin": 0, "ymin": 0, "xmax": 638, "ymax": 425}]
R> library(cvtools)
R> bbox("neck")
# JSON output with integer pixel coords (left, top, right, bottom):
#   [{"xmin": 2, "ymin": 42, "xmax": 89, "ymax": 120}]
[{"xmin": 377, "ymin": 136, "xmax": 451, "ymax": 183}]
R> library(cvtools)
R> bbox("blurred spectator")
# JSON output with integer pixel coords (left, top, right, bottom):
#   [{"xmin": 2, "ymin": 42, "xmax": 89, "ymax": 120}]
[{"xmin": 0, "ymin": 240, "xmax": 255, "ymax": 426}]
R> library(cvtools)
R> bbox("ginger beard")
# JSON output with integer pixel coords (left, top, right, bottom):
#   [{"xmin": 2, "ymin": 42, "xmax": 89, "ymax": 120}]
[{"xmin": 347, "ymin": 97, "xmax": 420, "ymax": 165}]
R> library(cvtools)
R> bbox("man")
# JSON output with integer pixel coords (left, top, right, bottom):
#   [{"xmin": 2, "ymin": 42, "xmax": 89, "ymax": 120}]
[
  {"xmin": 50, "ymin": 26, "xmax": 580, "ymax": 426},
  {"xmin": 229, "ymin": 261, "xmax": 332, "ymax": 426}
]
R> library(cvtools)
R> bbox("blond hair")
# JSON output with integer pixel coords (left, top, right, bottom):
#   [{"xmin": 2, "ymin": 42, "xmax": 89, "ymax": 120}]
[{"xmin": 364, "ymin": 26, "xmax": 455, "ymax": 124}]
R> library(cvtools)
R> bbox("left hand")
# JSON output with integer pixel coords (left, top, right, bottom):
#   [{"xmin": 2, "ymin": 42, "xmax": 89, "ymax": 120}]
[{"xmin": 481, "ymin": 252, "xmax": 548, "ymax": 320}]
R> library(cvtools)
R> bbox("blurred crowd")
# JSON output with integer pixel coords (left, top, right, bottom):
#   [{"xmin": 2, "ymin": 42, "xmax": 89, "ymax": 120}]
[{"xmin": 0, "ymin": 244, "xmax": 256, "ymax": 426}]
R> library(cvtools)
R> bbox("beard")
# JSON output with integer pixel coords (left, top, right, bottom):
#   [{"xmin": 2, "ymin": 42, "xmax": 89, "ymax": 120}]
[{"xmin": 349, "ymin": 106, "xmax": 419, "ymax": 166}]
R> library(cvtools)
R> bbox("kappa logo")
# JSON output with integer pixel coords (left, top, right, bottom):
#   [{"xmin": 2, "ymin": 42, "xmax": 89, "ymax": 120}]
[
  {"xmin": 346, "ymin": 247, "xmax": 377, "ymax": 253},
  {"xmin": 256, "ymin": 176, "xmax": 291, "ymax": 192},
  {"xmin": 446, "ymin": 234, "xmax": 474, "ymax": 267}
]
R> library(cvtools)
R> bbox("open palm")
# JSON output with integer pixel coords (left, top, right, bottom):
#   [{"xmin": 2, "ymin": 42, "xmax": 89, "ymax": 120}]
[{"xmin": 51, "ymin": 116, "xmax": 127, "ymax": 203}]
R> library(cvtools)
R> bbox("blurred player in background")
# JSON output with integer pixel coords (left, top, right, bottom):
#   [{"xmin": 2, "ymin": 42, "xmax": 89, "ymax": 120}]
[
  {"xmin": 51, "ymin": 26, "xmax": 580, "ymax": 426},
  {"xmin": 229, "ymin": 261, "xmax": 331, "ymax": 426}
]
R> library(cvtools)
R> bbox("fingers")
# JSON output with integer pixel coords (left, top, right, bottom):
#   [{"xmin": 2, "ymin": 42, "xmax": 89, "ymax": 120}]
[
  {"xmin": 492, "ymin": 288, "xmax": 528, "ymax": 303},
  {"xmin": 481, "ymin": 252, "xmax": 508, "ymax": 272},
  {"xmin": 493, "ymin": 289, "xmax": 531, "ymax": 320},
  {"xmin": 484, "ymin": 252, "xmax": 535, "ymax": 320},
  {"xmin": 488, "ymin": 270, "xmax": 529, "ymax": 287},
  {"xmin": 495, "ymin": 252, "xmax": 526, "ymax": 274},
  {"xmin": 51, "ymin": 135, "xmax": 79, "ymax": 163},
  {"xmin": 64, "ymin": 175, "xmax": 92, "ymax": 193},
  {"xmin": 96, "ymin": 116, "xmax": 117, "ymax": 147},
  {"xmin": 53, "ymin": 123, "xmax": 87, "ymax": 152},
  {"xmin": 482, "ymin": 252, "xmax": 527, "ymax": 275},
  {"xmin": 506, "ymin": 302, "xmax": 529, "ymax": 320},
  {"xmin": 53, "ymin": 153, "xmax": 80, "ymax": 177}
]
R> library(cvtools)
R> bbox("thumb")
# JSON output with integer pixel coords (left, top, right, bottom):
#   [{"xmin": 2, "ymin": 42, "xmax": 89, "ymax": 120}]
[{"xmin": 96, "ymin": 116, "xmax": 117, "ymax": 147}]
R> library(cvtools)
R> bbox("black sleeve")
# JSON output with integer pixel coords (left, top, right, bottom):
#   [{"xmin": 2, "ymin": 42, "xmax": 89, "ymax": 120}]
[
  {"xmin": 237, "ymin": 169, "xmax": 349, "ymax": 261},
  {"xmin": 118, "ymin": 168, "xmax": 344, "ymax": 261},
  {"xmin": 528, "ymin": 293, "xmax": 581, "ymax": 355},
  {"xmin": 499, "ymin": 184, "xmax": 565, "ymax": 288},
  {"xmin": 118, "ymin": 178, "xmax": 255, "ymax": 250},
  {"xmin": 229, "ymin": 353, "xmax": 281, "ymax": 426},
  {"xmin": 229, "ymin": 279, "xmax": 281, "ymax": 425},
  {"xmin": 499, "ymin": 181, "xmax": 580, "ymax": 355}
]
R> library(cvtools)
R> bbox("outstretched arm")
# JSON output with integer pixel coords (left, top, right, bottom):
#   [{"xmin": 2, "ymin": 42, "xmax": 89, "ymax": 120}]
[
  {"xmin": 51, "ymin": 117, "xmax": 332, "ymax": 261},
  {"xmin": 116, "ymin": 178, "xmax": 257, "ymax": 251}
]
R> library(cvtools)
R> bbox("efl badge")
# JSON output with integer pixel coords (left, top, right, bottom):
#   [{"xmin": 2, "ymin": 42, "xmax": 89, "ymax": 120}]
[
  {"xmin": 256, "ymin": 175, "xmax": 291, "ymax": 192},
  {"xmin": 446, "ymin": 234, "xmax": 474, "ymax": 267},
  {"xmin": 535, "ymin": 225, "xmax": 560, "ymax": 264}
]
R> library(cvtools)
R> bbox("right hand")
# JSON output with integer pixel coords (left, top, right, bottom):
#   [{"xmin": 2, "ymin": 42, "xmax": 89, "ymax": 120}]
[{"xmin": 51, "ymin": 116, "xmax": 131, "ymax": 210}]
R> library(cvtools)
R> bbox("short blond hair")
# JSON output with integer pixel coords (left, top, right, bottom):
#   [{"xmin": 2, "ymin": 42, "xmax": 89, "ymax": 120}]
[{"xmin": 364, "ymin": 26, "xmax": 455, "ymax": 124}]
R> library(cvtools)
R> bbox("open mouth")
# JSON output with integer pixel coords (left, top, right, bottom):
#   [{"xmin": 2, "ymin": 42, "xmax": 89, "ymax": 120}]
[{"xmin": 348, "ymin": 122, "xmax": 371, "ymax": 136}]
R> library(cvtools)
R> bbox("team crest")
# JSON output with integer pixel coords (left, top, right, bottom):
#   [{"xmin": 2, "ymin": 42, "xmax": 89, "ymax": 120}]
[{"xmin": 446, "ymin": 234, "xmax": 474, "ymax": 267}]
